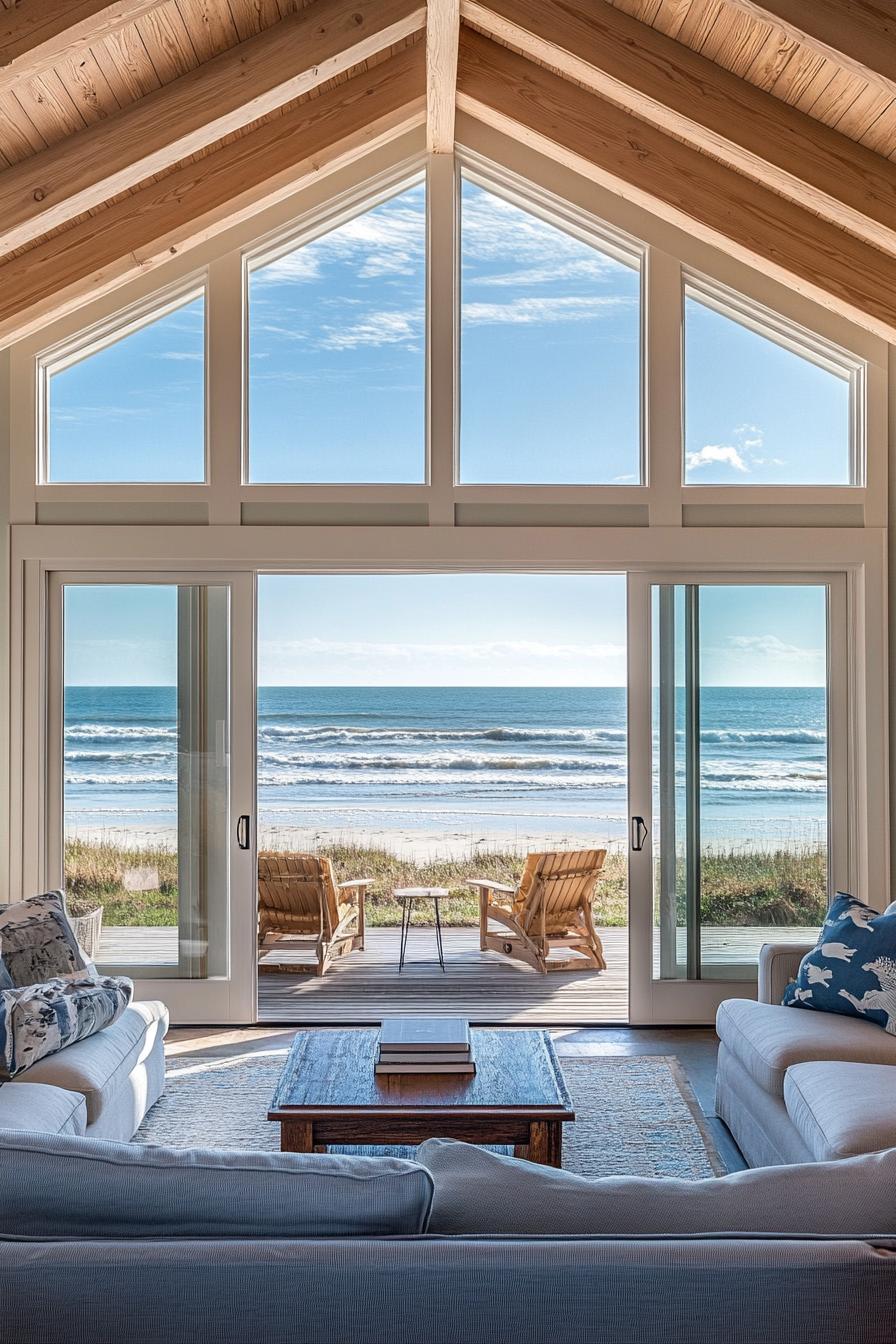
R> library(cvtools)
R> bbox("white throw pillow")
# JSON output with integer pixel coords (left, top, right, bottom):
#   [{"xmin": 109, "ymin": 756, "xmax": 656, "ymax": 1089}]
[
  {"xmin": 418, "ymin": 1138, "xmax": 896, "ymax": 1236},
  {"xmin": 0, "ymin": 1131, "xmax": 434, "ymax": 1239}
]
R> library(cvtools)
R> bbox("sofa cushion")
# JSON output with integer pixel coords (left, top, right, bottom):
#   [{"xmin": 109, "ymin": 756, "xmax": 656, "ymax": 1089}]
[
  {"xmin": 418, "ymin": 1138, "xmax": 896, "ymax": 1236},
  {"xmin": 17, "ymin": 1000, "xmax": 167, "ymax": 1125},
  {"xmin": 784, "ymin": 1061, "xmax": 896, "ymax": 1161},
  {"xmin": 0, "ymin": 892, "xmax": 94, "ymax": 986},
  {"xmin": 0, "ymin": 1081, "xmax": 86, "ymax": 1135},
  {"xmin": 782, "ymin": 893, "xmax": 896, "ymax": 1035},
  {"xmin": 0, "ymin": 976, "xmax": 133, "ymax": 1080},
  {"xmin": 0, "ymin": 1131, "xmax": 434, "ymax": 1239},
  {"xmin": 715, "ymin": 997, "xmax": 896, "ymax": 1096}
]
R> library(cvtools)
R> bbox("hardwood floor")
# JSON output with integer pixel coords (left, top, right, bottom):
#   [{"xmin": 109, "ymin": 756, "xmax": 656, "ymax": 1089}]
[{"xmin": 165, "ymin": 1022, "xmax": 745, "ymax": 1173}]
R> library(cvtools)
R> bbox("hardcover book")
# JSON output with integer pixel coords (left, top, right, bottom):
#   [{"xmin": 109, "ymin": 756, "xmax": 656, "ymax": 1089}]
[{"xmin": 378, "ymin": 1018, "xmax": 470, "ymax": 1052}]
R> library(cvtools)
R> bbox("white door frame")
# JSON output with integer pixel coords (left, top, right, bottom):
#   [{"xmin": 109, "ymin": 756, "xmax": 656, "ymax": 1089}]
[
  {"xmin": 10, "ymin": 527, "xmax": 887, "ymax": 1026},
  {"xmin": 626, "ymin": 568, "xmax": 856, "ymax": 1025},
  {"xmin": 42, "ymin": 569, "xmax": 257, "ymax": 1024}
]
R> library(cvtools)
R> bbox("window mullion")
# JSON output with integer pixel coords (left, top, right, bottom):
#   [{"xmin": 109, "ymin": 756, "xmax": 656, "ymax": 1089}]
[
  {"xmin": 645, "ymin": 246, "xmax": 684, "ymax": 526},
  {"xmin": 426, "ymin": 152, "xmax": 458, "ymax": 525},
  {"xmin": 207, "ymin": 253, "xmax": 243, "ymax": 524}
]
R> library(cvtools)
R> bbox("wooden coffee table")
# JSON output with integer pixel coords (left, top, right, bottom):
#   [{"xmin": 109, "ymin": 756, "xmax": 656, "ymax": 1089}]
[{"xmin": 269, "ymin": 1028, "xmax": 575, "ymax": 1167}]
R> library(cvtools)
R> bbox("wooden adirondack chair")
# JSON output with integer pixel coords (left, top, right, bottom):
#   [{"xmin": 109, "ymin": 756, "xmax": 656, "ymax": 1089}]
[
  {"xmin": 467, "ymin": 849, "xmax": 608, "ymax": 974},
  {"xmin": 257, "ymin": 852, "xmax": 371, "ymax": 977}
]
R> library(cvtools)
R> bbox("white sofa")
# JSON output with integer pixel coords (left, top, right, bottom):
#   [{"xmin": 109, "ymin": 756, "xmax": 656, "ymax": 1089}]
[
  {"xmin": 716, "ymin": 943, "xmax": 896, "ymax": 1166},
  {"xmin": 0, "ymin": 999, "xmax": 168, "ymax": 1140}
]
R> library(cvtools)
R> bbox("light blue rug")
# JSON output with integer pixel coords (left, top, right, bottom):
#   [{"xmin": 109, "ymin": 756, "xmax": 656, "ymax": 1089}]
[{"xmin": 136, "ymin": 1051, "xmax": 724, "ymax": 1179}]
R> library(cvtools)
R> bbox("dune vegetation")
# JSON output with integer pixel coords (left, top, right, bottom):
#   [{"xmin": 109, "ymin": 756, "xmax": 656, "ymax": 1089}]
[{"xmin": 64, "ymin": 836, "xmax": 828, "ymax": 930}]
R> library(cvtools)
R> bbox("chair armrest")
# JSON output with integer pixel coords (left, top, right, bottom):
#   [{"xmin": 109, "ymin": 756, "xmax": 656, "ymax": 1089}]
[
  {"xmin": 336, "ymin": 879, "xmax": 372, "ymax": 911},
  {"xmin": 466, "ymin": 880, "xmax": 515, "ymax": 896},
  {"xmin": 758, "ymin": 942, "xmax": 815, "ymax": 1004}
]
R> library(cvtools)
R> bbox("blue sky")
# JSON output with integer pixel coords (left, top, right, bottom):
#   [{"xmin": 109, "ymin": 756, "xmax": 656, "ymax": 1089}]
[
  {"xmin": 63, "ymin": 575, "xmax": 826, "ymax": 687},
  {"xmin": 459, "ymin": 177, "xmax": 640, "ymax": 484},
  {"xmin": 49, "ymin": 297, "xmax": 205, "ymax": 483},
  {"xmin": 685, "ymin": 294, "xmax": 850, "ymax": 484},
  {"xmin": 248, "ymin": 180, "xmax": 427, "ymax": 483}
]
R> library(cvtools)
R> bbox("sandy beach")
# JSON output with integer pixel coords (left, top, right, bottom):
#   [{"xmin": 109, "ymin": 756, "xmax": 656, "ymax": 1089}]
[{"xmin": 67, "ymin": 821, "xmax": 621, "ymax": 864}]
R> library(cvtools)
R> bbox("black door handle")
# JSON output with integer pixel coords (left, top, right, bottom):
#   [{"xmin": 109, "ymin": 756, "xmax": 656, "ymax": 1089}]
[
  {"xmin": 237, "ymin": 815, "xmax": 251, "ymax": 850},
  {"xmin": 631, "ymin": 816, "xmax": 648, "ymax": 851}
]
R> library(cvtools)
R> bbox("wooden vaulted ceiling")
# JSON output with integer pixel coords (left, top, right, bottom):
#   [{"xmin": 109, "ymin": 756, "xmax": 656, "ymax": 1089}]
[{"xmin": 1, "ymin": 0, "xmax": 896, "ymax": 346}]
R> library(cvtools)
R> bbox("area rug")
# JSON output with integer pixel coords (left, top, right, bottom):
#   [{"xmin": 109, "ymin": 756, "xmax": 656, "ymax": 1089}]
[{"xmin": 135, "ymin": 1051, "xmax": 725, "ymax": 1179}]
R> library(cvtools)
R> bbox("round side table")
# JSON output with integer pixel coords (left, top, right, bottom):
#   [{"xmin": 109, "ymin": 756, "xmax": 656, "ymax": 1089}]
[{"xmin": 393, "ymin": 887, "xmax": 449, "ymax": 971}]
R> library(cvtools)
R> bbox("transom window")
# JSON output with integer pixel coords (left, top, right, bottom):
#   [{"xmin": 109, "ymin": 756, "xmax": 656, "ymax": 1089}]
[
  {"xmin": 459, "ymin": 174, "xmax": 642, "ymax": 485},
  {"xmin": 246, "ymin": 180, "xmax": 426, "ymax": 484},
  {"xmin": 43, "ymin": 288, "xmax": 206, "ymax": 484},
  {"xmin": 684, "ymin": 279, "xmax": 859, "ymax": 487},
  {"xmin": 32, "ymin": 164, "xmax": 871, "ymax": 494}
]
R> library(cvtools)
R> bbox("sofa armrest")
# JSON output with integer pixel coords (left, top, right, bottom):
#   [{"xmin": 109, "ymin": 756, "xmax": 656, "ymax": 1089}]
[{"xmin": 757, "ymin": 943, "xmax": 815, "ymax": 1004}]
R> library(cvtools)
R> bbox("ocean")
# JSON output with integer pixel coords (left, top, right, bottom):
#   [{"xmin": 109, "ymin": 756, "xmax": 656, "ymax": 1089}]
[{"xmin": 63, "ymin": 685, "xmax": 827, "ymax": 856}]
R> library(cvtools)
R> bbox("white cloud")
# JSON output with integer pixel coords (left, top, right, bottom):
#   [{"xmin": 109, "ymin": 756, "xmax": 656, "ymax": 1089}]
[
  {"xmin": 463, "ymin": 296, "xmax": 632, "ymax": 326},
  {"xmin": 254, "ymin": 188, "xmax": 426, "ymax": 287},
  {"xmin": 473, "ymin": 258, "xmax": 614, "ymax": 288},
  {"xmin": 259, "ymin": 636, "xmax": 627, "ymax": 686},
  {"xmin": 686, "ymin": 425, "xmax": 776, "ymax": 475},
  {"xmin": 319, "ymin": 309, "xmax": 423, "ymax": 350},
  {"xmin": 155, "ymin": 351, "xmax": 203, "ymax": 362},
  {"xmin": 722, "ymin": 634, "xmax": 823, "ymax": 665},
  {"xmin": 257, "ymin": 249, "xmax": 322, "ymax": 284},
  {"xmin": 686, "ymin": 443, "xmax": 749, "ymax": 473},
  {"xmin": 461, "ymin": 188, "xmax": 619, "ymax": 278},
  {"xmin": 54, "ymin": 404, "xmax": 151, "ymax": 424}
]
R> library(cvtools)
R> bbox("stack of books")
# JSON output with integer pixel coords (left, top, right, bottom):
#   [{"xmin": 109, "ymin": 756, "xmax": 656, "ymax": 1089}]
[{"xmin": 375, "ymin": 1017, "xmax": 475, "ymax": 1075}]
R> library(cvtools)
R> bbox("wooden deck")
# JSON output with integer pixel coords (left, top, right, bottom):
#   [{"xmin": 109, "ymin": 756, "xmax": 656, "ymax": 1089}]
[
  {"xmin": 98, "ymin": 923, "xmax": 817, "ymax": 1025},
  {"xmin": 258, "ymin": 927, "xmax": 629, "ymax": 1024}
]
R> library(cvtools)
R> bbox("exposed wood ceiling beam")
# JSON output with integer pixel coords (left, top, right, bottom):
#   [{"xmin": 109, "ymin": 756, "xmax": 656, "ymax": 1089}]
[
  {"xmin": 456, "ymin": 29, "xmax": 896, "ymax": 340},
  {"xmin": 0, "ymin": 45, "xmax": 425, "ymax": 349},
  {"xmin": 0, "ymin": 0, "xmax": 426, "ymax": 257},
  {"xmin": 725, "ymin": 1, "xmax": 896, "ymax": 100},
  {"xmin": 0, "ymin": 1, "xmax": 164, "ymax": 94},
  {"xmin": 462, "ymin": 0, "xmax": 896, "ymax": 258},
  {"xmin": 427, "ymin": 0, "xmax": 460, "ymax": 151}
]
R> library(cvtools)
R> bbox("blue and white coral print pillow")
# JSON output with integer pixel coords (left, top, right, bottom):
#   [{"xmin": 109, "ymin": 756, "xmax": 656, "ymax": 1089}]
[
  {"xmin": 783, "ymin": 892, "xmax": 896, "ymax": 1034},
  {"xmin": 0, "ymin": 976, "xmax": 133, "ymax": 1080}
]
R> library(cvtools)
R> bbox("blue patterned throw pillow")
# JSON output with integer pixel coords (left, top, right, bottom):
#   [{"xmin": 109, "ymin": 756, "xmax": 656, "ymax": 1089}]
[
  {"xmin": 783, "ymin": 893, "xmax": 896, "ymax": 1034},
  {"xmin": 0, "ymin": 976, "xmax": 133, "ymax": 1080}
]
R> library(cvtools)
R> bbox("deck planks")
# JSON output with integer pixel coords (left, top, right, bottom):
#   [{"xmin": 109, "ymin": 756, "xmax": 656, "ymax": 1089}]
[{"xmin": 98, "ymin": 923, "xmax": 817, "ymax": 1025}]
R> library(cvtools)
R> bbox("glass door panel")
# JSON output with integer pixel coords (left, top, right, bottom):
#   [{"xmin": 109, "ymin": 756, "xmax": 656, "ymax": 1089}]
[
  {"xmin": 61, "ymin": 584, "xmax": 230, "ymax": 977},
  {"xmin": 629, "ymin": 573, "xmax": 844, "ymax": 1024},
  {"xmin": 48, "ymin": 574, "xmax": 257, "ymax": 1024},
  {"xmin": 651, "ymin": 583, "xmax": 829, "ymax": 980}
]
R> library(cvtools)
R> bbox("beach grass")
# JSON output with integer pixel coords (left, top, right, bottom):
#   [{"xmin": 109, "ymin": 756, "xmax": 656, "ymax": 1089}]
[{"xmin": 64, "ymin": 836, "xmax": 829, "ymax": 929}]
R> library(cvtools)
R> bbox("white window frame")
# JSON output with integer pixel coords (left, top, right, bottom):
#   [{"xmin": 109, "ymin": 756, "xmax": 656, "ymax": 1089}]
[
  {"xmin": 682, "ymin": 269, "xmax": 867, "ymax": 490},
  {"xmin": 37, "ymin": 274, "xmax": 209, "ymax": 488},
  {"xmin": 456, "ymin": 150, "xmax": 646, "ymax": 490},
  {"xmin": 242, "ymin": 160, "xmax": 429, "ymax": 488}
]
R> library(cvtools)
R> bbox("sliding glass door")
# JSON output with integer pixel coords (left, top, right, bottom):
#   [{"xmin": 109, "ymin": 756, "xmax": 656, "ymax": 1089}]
[
  {"xmin": 627, "ymin": 573, "xmax": 848, "ymax": 1023},
  {"xmin": 47, "ymin": 573, "xmax": 256, "ymax": 1023}
]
